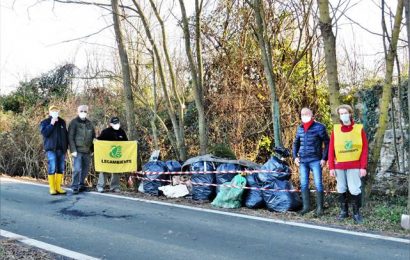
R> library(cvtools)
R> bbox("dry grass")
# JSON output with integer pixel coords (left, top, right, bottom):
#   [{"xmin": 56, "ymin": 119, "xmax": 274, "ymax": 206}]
[{"xmin": 0, "ymin": 239, "xmax": 56, "ymax": 260}]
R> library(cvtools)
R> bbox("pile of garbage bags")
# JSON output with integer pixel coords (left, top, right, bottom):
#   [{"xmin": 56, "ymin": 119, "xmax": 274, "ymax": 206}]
[
  {"xmin": 141, "ymin": 159, "xmax": 182, "ymax": 196},
  {"xmin": 139, "ymin": 152, "xmax": 301, "ymax": 212},
  {"xmin": 245, "ymin": 156, "xmax": 302, "ymax": 212}
]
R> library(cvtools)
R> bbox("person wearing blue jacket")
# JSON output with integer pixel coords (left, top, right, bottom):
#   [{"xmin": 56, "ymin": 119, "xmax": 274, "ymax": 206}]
[
  {"xmin": 293, "ymin": 108, "xmax": 329, "ymax": 216},
  {"xmin": 40, "ymin": 105, "xmax": 69, "ymax": 195}
]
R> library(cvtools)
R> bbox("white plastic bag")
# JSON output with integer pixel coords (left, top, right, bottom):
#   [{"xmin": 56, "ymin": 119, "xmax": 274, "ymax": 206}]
[{"xmin": 158, "ymin": 184, "xmax": 189, "ymax": 198}]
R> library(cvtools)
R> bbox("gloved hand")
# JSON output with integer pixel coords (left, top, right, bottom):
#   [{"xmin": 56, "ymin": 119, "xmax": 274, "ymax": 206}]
[
  {"xmin": 71, "ymin": 152, "xmax": 78, "ymax": 157},
  {"xmin": 294, "ymin": 158, "xmax": 300, "ymax": 166}
]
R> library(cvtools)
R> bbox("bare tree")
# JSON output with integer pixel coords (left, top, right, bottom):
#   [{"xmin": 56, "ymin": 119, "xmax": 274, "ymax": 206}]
[
  {"xmin": 317, "ymin": 0, "xmax": 341, "ymax": 121},
  {"xmin": 366, "ymin": 0, "xmax": 404, "ymax": 197},
  {"xmin": 246, "ymin": 0, "xmax": 282, "ymax": 147},
  {"xmin": 150, "ymin": 50, "xmax": 159, "ymax": 150},
  {"xmin": 131, "ymin": 0, "xmax": 187, "ymax": 160},
  {"xmin": 178, "ymin": 0, "xmax": 208, "ymax": 155},
  {"xmin": 404, "ymin": 0, "xmax": 410, "ymax": 214},
  {"xmin": 148, "ymin": 0, "xmax": 187, "ymax": 159},
  {"xmin": 111, "ymin": 0, "xmax": 138, "ymax": 140}
]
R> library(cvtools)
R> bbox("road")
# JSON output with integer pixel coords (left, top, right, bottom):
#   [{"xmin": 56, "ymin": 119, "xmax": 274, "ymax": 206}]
[{"xmin": 1, "ymin": 178, "xmax": 409, "ymax": 260}]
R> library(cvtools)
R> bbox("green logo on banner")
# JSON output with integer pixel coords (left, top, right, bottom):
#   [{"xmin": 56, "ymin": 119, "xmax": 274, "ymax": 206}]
[
  {"xmin": 109, "ymin": 145, "xmax": 122, "ymax": 158},
  {"xmin": 344, "ymin": 140, "xmax": 353, "ymax": 150}
]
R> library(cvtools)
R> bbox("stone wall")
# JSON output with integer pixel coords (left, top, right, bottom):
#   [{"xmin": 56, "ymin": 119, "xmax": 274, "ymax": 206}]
[{"xmin": 356, "ymin": 83, "xmax": 409, "ymax": 195}]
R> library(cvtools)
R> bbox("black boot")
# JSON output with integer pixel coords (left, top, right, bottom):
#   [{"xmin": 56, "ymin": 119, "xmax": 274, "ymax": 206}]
[
  {"xmin": 337, "ymin": 192, "xmax": 349, "ymax": 221},
  {"xmin": 352, "ymin": 194, "xmax": 363, "ymax": 224},
  {"xmin": 299, "ymin": 189, "xmax": 310, "ymax": 215},
  {"xmin": 315, "ymin": 192, "xmax": 324, "ymax": 217}
]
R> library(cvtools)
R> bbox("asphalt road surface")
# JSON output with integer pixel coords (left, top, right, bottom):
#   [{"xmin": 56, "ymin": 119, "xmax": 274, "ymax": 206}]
[{"xmin": 1, "ymin": 178, "xmax": 409, "ymax": 260}]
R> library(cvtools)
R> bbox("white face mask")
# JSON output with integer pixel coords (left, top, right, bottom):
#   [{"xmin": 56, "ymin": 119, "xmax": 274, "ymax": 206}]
[
  {"xmin": 50, "ymin": 111, "xmax": 59, "ymax": 118},
  {"xmin": 340, "ymin": 114, "xmax": 351, "ymax": 124},
  {"xmin": 301, "ymin": 115, "xmax": 312, "ymax": 123},
  {"xmin": 79, "ymin": 112, "xmax": 87, "ymax": 119},
  {"xmin": 112, "ymin": 124, "xmax": 120, "ymax": 130}
]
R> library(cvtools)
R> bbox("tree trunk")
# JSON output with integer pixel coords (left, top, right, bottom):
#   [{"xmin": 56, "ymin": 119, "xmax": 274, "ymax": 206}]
[
  {"xmin": 317, "ymin": 0, "xmax": 341, "ymax": 122},
  {"xmin": 131, "ymin": 0, "xmax": 186, "ymax": 160},
  {"xmin": 150, "ymin": 51, "xmax": 159, "ymax": 150},
  {"xmin": 148, "ymin": 0, "xmax": 186, "ymax": 159},
  {"xmin": 366, "ymin": 0, "xmax": 404, "ymax": 198},
  {"xmin": 250, "ymin": 0, "xmax": 282, "ymax": 147},
  {"xmin": 111, "ymin": 0, "xmax": 138, "ymax": 140},
  {"xmin": 404, "ymin": 0, "xmax": 410, "ymax": 213},
  {"xmin": 179, "ymin": 0, "xmax": 208, "ymax": 155}
]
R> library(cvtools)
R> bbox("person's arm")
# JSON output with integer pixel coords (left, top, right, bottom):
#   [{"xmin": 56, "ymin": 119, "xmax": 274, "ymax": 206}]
[
  {"xmin": 360, "ymin": 129, "xmax": 368, "ymax": 169},
  {"xmin": 321, "ymin": 126, "xmax": 330, "ymax": 161},
  {"xmin": 328, "ymin": 131, "xmax": 335, "ymax": 170},
  {"xmin": 292, "ymin": 130, "xmax": 300, "ymax": 160},
  {"xmin": 40, "ymin": 119, "xmax": 54, "ymax": 138},
  {"xmin": 122, "ymin": 129, "xmax": 128, "ymax": 141},
  {"xmin": 97, "ymin": 129, "xmax": 108, "ymax": 140},
  {"xmin": 63, "ymin": 120, "xmax": 69, "ymax": 153},
  {"xmin": 68, "ymin": 120, "xmax": 77, "ymax": 153},
  {"xmin": 91, "ymin": 124, "xmax": 96, "ymax": 153}
]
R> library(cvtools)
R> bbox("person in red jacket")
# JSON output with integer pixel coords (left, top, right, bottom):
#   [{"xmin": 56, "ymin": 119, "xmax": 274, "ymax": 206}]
[{"xmin": 328, "ymin": 104, "xmax": 368, "ymax": 224}]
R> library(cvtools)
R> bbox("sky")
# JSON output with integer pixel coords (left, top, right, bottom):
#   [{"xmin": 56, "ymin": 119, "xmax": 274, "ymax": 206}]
[
  {"xmin": 0, "ymin": 0, "xmax": 406, "ymax": 95},
  {"xmin": 0, "ymin": 0, "xmax": 115, "ymax": 94}
]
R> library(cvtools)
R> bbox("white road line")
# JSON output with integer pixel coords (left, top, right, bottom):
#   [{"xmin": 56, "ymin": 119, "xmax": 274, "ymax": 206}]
[
  {"xmin": 0, "ymin": 229, "xmax": 100, "ymax": 260},
  {"xmin": 2, "ymin": 177, "xmax": 410, "ymax": 244}
]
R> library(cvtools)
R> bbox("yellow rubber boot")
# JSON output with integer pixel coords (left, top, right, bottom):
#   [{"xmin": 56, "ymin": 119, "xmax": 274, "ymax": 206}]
[
  {"xmin": 55, "ymin": 173, "xmax": 67, "ymax": 195},
  {"xmin": 48, "ymin": 175, "xmax": 57, "ymax": 195}
]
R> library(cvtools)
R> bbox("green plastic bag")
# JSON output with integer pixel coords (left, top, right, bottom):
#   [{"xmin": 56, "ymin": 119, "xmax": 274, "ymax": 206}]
[{"xmin": 211, "ymin": 174, "xmax": 247, "ymax": 208}]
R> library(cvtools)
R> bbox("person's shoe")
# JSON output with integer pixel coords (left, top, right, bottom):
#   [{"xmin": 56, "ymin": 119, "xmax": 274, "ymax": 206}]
[
  {"xmin": 299, "ymin": 189, "xmax": 310, "ymax": 215},
  {"xmin": 97, "ymin": 187, "xmax": 104, "ymax": 193},
  {"xmin": 54, "ymin": 173, "xmax": 66, "ymax": 195},
  {"xmin": 314, "ymin": 191, "xmax": 324, "ymax": 217},
  {"xmin": 352, "ymin": 194, "xmax": 364, "ymax": 224},
  {"xmin": 72, "ymin": 189, "xmax": 79, "ymax": 194},
  {"xmin": 79, "ymin": 186, "xmax": 90, "ymax": 192},
  {"xmin": 48, "ymin": 175, "xmax": 57, "ymax": 195},
  {"xmin": 337, "ymin": 192, "xmax": 349, "ymax": 221},
  {"xmin": 110, "ymin": 188, "xmax": 121, "ymax": 193}
]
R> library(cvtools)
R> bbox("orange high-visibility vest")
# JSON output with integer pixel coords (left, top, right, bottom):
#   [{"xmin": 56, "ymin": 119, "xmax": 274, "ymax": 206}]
[{"xmin": 334, "ymin": 124, "xmax": 363, "ymax": 162}]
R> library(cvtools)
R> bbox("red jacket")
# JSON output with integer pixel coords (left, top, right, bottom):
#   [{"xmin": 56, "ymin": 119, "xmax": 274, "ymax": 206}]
[{"xmin": 328, "ymin": 122, "xmax": 368, "ymax": 170}]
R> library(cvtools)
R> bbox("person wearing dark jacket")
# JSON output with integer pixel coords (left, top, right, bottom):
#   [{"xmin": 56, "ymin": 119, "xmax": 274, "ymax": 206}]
[
  {"xmin": 68, "ymin": 105, "xmax": 96, "ymax": 194},
  {"xmin": 293, "ymin": 108, "xmax": 330, "ymax": 216},
  {"xmin": 40, "ymin": 105, "xmax": 69, "ymax": 195},
  {"xmin": 96, "ymin": 117, "xmax": 128, "ymax": 192}
]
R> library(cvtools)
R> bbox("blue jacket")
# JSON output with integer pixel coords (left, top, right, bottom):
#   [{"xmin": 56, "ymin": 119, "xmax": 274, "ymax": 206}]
[
  {"xmin": 292, "ymin": 121, "xmax": 329, "ymax": 163},
  {"xmin": 40, "ymin": 117, "xmax": 69, "ymax": 152}
]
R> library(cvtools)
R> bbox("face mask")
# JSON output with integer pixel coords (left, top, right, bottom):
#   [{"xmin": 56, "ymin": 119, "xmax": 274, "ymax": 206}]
[
  {"xmin": 112, "ymin": 124, "xmax": 120, "ymax": 130},
  {"xmin": 79, "ymin": 112, "xmax": 87, "ymax": 119},
  {"xmin": 50, "ymin": 111, "xmax": 59, "ymax": 118},
  {"xmin": 301, "ymin": 115, "xmax": 312, "ymax": 123},
  {"xmin": 340, "ymin": 114, "xmax": 350, "ymax": 124}
]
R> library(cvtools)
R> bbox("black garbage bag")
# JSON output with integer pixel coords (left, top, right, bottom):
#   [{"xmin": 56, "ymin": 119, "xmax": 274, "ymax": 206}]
[
  {"xmin": 190, "ymin": 161, "xmax": 216, "ymax": 201},
  {"xmin": 142, "ymin": 161, "xmax": 168, "ymax": 196},
  {"xmin": 215, "ymin": 163, "xmax": 242, "ymax": 193},
  {"xmin": 244, "ymin": 173, "xmax": 265, "ymax": 209},
  {"xmin": 257, "ymin": 156, "xmax": 291, "ymax": 184},
  {"xmin": 262, "ymin": 179, "xmax": 302, "ymax": 212},
  {"xmin": 165, "ymin": 160, "xmax": 182, "ymax": 172}
]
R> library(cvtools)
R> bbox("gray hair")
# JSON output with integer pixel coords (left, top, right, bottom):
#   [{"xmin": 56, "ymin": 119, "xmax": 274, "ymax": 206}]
[
  {"xmin": 301, "ymin": 107, "xmax": 313, "ymax": 115},
  {"xmin": 77, "ymin": 105, "xmax": 89, "ymax": 113}
]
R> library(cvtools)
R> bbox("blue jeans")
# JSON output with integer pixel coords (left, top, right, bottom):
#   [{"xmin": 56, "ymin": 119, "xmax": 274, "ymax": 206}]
[
  {"xmin": 71, "ymin": 152, "xmax": 91, "ymax": 190},
  {"xmin": 46, "ymin": 150, "xmax": 65, "ymax": 175},
  {"xmin": 299, "ymin": 160, "xmax": 323, "ymax": 192}
]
